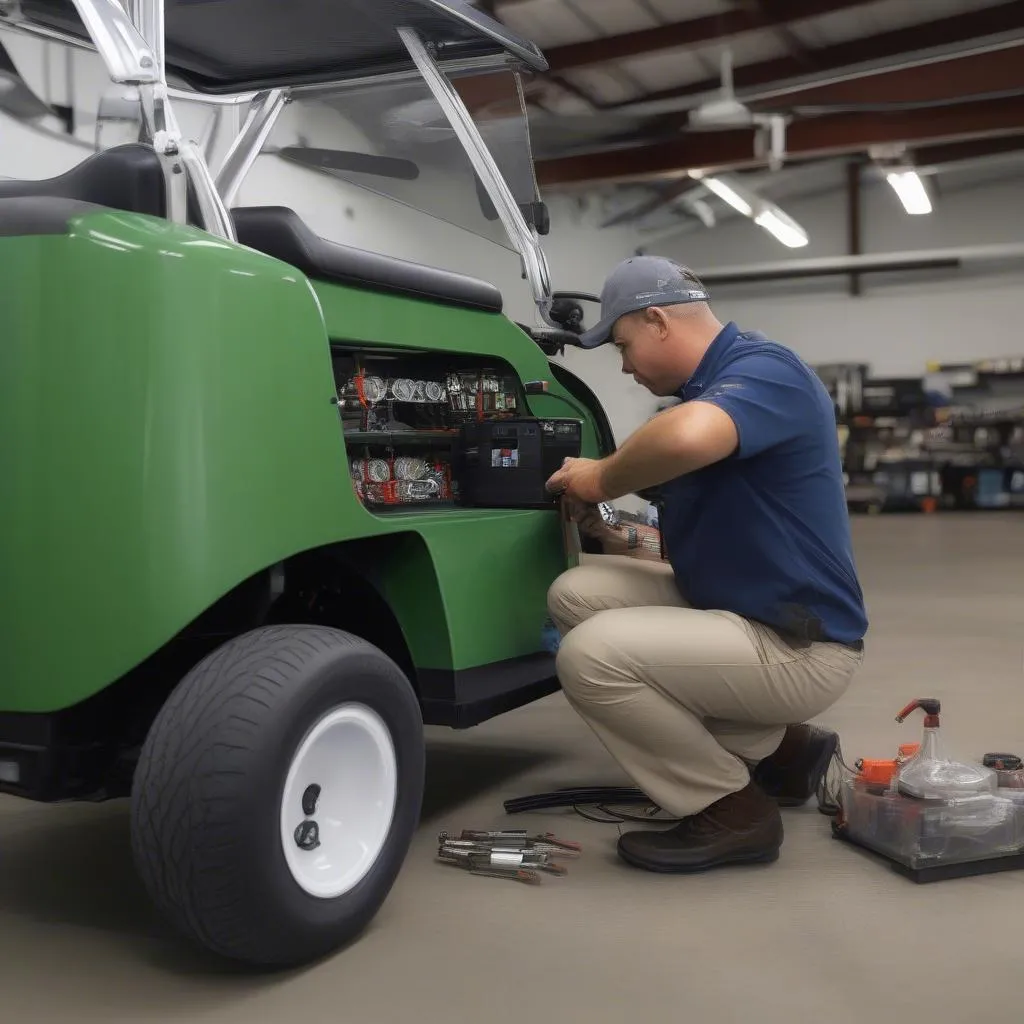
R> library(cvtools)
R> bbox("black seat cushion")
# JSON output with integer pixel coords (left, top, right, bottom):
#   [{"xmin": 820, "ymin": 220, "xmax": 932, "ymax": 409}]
[
  {"xmin": 232, "ymin": 206, "xmax": 503, "ymax": 314},
  {"xmin": 0, "ymin": 156, "xmax": 503, "ymax": 316},
  {"xmin": 0, "ymin": 144, "xmax": 169, "ymax": 218}
]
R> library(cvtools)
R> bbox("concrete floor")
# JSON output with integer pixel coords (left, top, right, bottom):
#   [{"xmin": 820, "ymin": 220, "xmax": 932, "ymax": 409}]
[{"xmin": 3, "ymin": 513, "xmax": 1023, "ymax": 1022}]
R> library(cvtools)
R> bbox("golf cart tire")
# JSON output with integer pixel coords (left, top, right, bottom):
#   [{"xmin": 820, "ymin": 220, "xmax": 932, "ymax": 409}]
[{"xmin": 130, "ymin": 625, "xmax": 425, "ymax": 968}]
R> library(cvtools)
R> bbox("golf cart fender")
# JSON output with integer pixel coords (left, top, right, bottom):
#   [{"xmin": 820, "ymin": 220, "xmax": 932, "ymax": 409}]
[
  {"xmin": 326, "ymin": 500, "xmax": 569, "ymax": 677},
  {"xmin": 0, "ymin": 209, "xmax": 364, "ymax": 713}
]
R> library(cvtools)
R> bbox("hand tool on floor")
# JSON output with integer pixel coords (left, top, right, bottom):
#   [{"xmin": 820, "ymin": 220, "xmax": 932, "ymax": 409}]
[
  {"xmin": 440, "ymin": 828, "xmax": 582, "ymax": 854},
  {"xmin": 436, "ymin": 829, "xmax": 581, "ymax": 883}
]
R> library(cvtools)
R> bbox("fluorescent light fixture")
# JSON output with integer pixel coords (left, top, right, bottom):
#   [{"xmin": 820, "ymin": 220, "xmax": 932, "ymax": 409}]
[
  {"xmin": 686, "ymin": 197, "xmax": 716, "ymax": 228},
  {"xmin": 691, "ymin": 169, "xmax": 809, "ymax": 248},
  {"xmin": 700, "ymin": 175, "xmax": 753, "ymax": 217},
  {"xmin": 754, "ymin": 209, "xmax": 809, "ymax": 248},
  {"xmin": 886, "ymin": 169, "xmax": 932, "ymax": 215}
]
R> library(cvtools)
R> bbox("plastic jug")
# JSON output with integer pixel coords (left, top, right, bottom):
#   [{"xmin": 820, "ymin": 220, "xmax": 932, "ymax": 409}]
[{"xmin": 893, "ymin": 699, "xmax": 996, "ymax": 800}]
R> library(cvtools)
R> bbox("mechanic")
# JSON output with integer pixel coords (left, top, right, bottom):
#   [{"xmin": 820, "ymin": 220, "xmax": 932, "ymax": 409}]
[{"xmin": 545, "ymin": 255, "xmax": 868, "ymax": 874}]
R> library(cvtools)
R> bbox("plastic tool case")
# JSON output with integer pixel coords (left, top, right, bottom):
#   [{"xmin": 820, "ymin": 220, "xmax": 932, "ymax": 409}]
[{"xmin": 834, "ymin": 700, "xmax": 1024, "ymax": 882}]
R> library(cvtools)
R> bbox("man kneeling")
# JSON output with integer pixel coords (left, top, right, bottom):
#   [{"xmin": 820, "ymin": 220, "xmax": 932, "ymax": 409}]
[{"xmin": 545, "ymin": 256, "xmax": 867, "ymax": 873}]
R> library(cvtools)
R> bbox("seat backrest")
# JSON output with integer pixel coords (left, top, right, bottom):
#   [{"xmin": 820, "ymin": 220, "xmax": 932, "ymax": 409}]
[
  {"xmin": 0, "ymin": 144, "xmax": 169, "ymax": 218},
  {"xmin": 233, "ymin": 205, "xmax": 504, "ymax": 313}
]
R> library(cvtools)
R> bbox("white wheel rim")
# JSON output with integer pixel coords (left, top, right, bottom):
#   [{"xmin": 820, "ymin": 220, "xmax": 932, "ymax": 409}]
[{"xmin": 280, "ymin": 703, "xmax": 398, "ymax": 899}]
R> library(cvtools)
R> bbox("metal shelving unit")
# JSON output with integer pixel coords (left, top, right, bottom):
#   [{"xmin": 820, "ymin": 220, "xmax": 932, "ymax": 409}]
[{"xmin": 816, "ymin": 359, "xmax": 1024, "ymax": 514}]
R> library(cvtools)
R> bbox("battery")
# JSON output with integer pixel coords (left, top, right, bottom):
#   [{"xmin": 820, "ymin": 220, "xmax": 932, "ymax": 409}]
[{"xmin": 456, "ymin": 418, "xmax": 582, "ymax": 509}]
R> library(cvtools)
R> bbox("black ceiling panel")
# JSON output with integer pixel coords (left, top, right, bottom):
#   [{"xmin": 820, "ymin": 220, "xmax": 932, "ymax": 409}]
[{"xmin": 19, "ymin": 0, "xmax": 547, "ymax": 93}]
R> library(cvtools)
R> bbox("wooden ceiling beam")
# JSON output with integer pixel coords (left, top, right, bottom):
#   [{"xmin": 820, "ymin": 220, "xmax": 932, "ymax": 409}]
[
  {"xmin": 541, "ymin": 0, "xmax": 878, "ymax": 74},
  {"xmin": 911, "ymin": 134, "xmax": 1024, "ymax": 166},
  {"xmin": 536, "ymin": 97, "xmax": 1024, "ymax": 187},
  {"xmin": 605, "ymin": 1, "xmax": 1024, "ymax": 110},
  {"xmin": 742, "ymin": 43, "xmax": 1024, "ymax": 108}
]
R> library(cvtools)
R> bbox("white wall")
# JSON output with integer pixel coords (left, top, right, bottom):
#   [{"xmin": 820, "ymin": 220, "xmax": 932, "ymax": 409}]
[{"xmin": 655, "ymin": 173, "xmax": 1024, "ymax": 377}]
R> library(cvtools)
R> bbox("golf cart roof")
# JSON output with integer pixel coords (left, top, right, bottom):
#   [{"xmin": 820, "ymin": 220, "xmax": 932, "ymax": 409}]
[{"xmin": 20, "ymin": 0, "xmax": 548, "ymax": 93}]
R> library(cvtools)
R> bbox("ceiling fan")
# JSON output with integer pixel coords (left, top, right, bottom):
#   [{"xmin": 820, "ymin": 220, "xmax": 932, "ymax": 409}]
[{"xmin": 687, "ymin": 49, "xmax": 788, "ymax": 170}]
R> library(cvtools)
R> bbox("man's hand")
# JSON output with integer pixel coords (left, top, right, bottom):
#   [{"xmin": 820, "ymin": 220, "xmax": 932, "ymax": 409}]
[
  {"xmin": 563, "ymin": 498, "xmax": 615, "ymax": 545},
  {"xmin": 564, "ymin": 498, "xmax": 664, "ymax": 561},
  {"xmin": 545, "ymin": 457, "xmax": 608, "ymax": 504}
]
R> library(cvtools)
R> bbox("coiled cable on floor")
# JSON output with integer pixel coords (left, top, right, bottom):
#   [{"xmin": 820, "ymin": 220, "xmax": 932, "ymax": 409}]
[
  {"xmin": 504, "ymin": 786, "xmax": 682, "ymax": 825},
  {"xmin": 504, "ymin": 785, "xmax": 650, "ymax": 814},
  {"xmin": 506, "ymin": 747, "xmax": 853, "ymax": 825},
  {"xmin": 572, "ymin": 802, "xmax": 682, "ymax": 825}
]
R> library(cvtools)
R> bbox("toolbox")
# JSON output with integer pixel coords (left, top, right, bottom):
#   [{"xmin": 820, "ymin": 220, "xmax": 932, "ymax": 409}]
[{"xmin": 833, "ymin": 699, "xmax": 1024, "ymax": 882}]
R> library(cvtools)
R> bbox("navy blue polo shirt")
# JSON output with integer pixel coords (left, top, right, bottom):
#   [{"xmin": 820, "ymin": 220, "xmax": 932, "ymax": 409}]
[{"xmin": 658, "ymin": 322, "xmax": 867, "ymax": 645}]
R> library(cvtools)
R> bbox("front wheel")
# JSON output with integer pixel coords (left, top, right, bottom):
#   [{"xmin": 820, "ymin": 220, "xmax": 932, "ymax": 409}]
[{"xmin": 130, "ymin": 625, "xmax": 425, "ymax": 968}]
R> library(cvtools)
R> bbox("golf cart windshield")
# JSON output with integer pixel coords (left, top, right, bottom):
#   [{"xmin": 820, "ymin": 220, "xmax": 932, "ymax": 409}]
[
  {"xmin": 3, "ymin": 0, "xmax": 553, "ymax": 317},
  {"xmin": 277, "ymin": 67, "xmax": 543, "ymax": 254}
]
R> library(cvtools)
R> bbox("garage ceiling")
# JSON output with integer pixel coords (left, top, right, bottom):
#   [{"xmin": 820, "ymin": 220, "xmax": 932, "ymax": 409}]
[{"xmin": 476, "ymin": 0, "xmax": 1024, "ymax": 226}]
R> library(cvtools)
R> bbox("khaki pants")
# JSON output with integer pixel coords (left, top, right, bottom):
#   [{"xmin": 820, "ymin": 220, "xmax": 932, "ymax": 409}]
[{"xmin": 548, "ymin": 555, "xmax": 863, "ymax": 818}]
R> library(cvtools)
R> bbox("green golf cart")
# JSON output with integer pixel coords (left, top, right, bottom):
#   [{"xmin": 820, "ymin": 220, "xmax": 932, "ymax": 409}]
[{"xmin": 0, "ymin": 0, "xmax": 614, "ymax": 969}]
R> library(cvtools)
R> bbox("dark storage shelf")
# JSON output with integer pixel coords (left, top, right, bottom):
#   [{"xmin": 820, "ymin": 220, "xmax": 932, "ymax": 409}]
[
  {"xmin": 344, "ymin": 430, "xmax": 458, "ymax": 447},
  {"xmin": 365, "ymin": 501, "xmax": 459, "ymax": 514}
]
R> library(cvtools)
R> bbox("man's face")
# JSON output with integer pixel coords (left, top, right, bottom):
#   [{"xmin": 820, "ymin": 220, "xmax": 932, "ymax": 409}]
[{"xmin": 611, "ymin": 308, "xmax": 684, "ymax": 397}]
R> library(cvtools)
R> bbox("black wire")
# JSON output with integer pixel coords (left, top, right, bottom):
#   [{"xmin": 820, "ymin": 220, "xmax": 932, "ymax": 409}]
[
  {"xmin": 504, "ymin": 786, "xmax": 652, "ymax": 814},
  {"xmin": 571, "ymin": 803, "xmax": 630, "ymax": 824},
  {"xmin": 571, "ymin": 802, "xmax": 682, "ymax": 825},
  {"xmin": 512, "ymin": 748, "xmax": 853, "ymax": 827}
]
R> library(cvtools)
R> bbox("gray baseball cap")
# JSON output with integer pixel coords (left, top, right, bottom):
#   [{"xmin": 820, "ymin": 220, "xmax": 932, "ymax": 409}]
[{"xmin": 578, "ymin": 255, "xmax": 710, "ymax": 349}]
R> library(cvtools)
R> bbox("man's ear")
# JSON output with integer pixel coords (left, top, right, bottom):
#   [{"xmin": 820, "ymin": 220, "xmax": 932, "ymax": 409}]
[{"xmin": 645, "ymin": 306, "xmax": 672, "ymax": 339}]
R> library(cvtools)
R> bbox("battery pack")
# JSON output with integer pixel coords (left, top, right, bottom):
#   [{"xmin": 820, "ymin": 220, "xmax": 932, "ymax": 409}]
[{"xmin": 456, "ymin": 418, "xmax": 582, "ymax": 509}]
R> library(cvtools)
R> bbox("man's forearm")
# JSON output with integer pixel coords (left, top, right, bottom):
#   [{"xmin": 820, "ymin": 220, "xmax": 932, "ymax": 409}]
[{"xmin": 599, "ymin": 403, "xmax": 732, "ymax": 499}]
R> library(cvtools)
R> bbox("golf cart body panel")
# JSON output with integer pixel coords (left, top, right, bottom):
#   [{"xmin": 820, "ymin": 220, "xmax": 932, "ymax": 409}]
[
  {"xmin": 1, "ymin": 206, "xmax": 353, "ymax": 714},
  {"xmin": 0, "ymin": 200, "xmax": 601, "ymax": 719}
]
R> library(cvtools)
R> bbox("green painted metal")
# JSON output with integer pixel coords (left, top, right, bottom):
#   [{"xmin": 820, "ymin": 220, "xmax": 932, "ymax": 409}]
[
  {"xmin": 372, "ymin": 508, "xmax": 567, "ymax": 670},
  {"xmin": 2, "ymin": 212, "xmax": 352, "ymax": 712},
  {"xmin": 0, "ymin": 210, "xmax": 605, "ymax": 715}
]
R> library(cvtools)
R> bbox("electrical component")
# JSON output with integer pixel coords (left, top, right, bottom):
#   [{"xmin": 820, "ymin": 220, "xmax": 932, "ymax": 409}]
[{"xmin": 457, "ymin": 418, "xmax": 582, "ymax": 509}]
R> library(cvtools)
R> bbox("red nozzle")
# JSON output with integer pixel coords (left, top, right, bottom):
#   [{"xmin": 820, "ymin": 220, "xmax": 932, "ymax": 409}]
[{"xmin": 896, "ymin": 698, "xmax": 941, "ymax": 727}]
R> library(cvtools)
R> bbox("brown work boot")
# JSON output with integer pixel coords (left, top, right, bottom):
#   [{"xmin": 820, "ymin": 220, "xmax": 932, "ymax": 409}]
[
  {"xmin": 752, "ymin": 724, "xmax": 838, "ymax": 806},
  {"xmin": 617, "ymin": 782, "xmax": 783, "ymax": 873}
]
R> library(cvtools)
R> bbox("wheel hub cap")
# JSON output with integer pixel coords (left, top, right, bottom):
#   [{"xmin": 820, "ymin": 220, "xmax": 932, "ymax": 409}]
[{"xmin": 280, "ymin": 703, "xmax": 398, "ymax": 899}]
